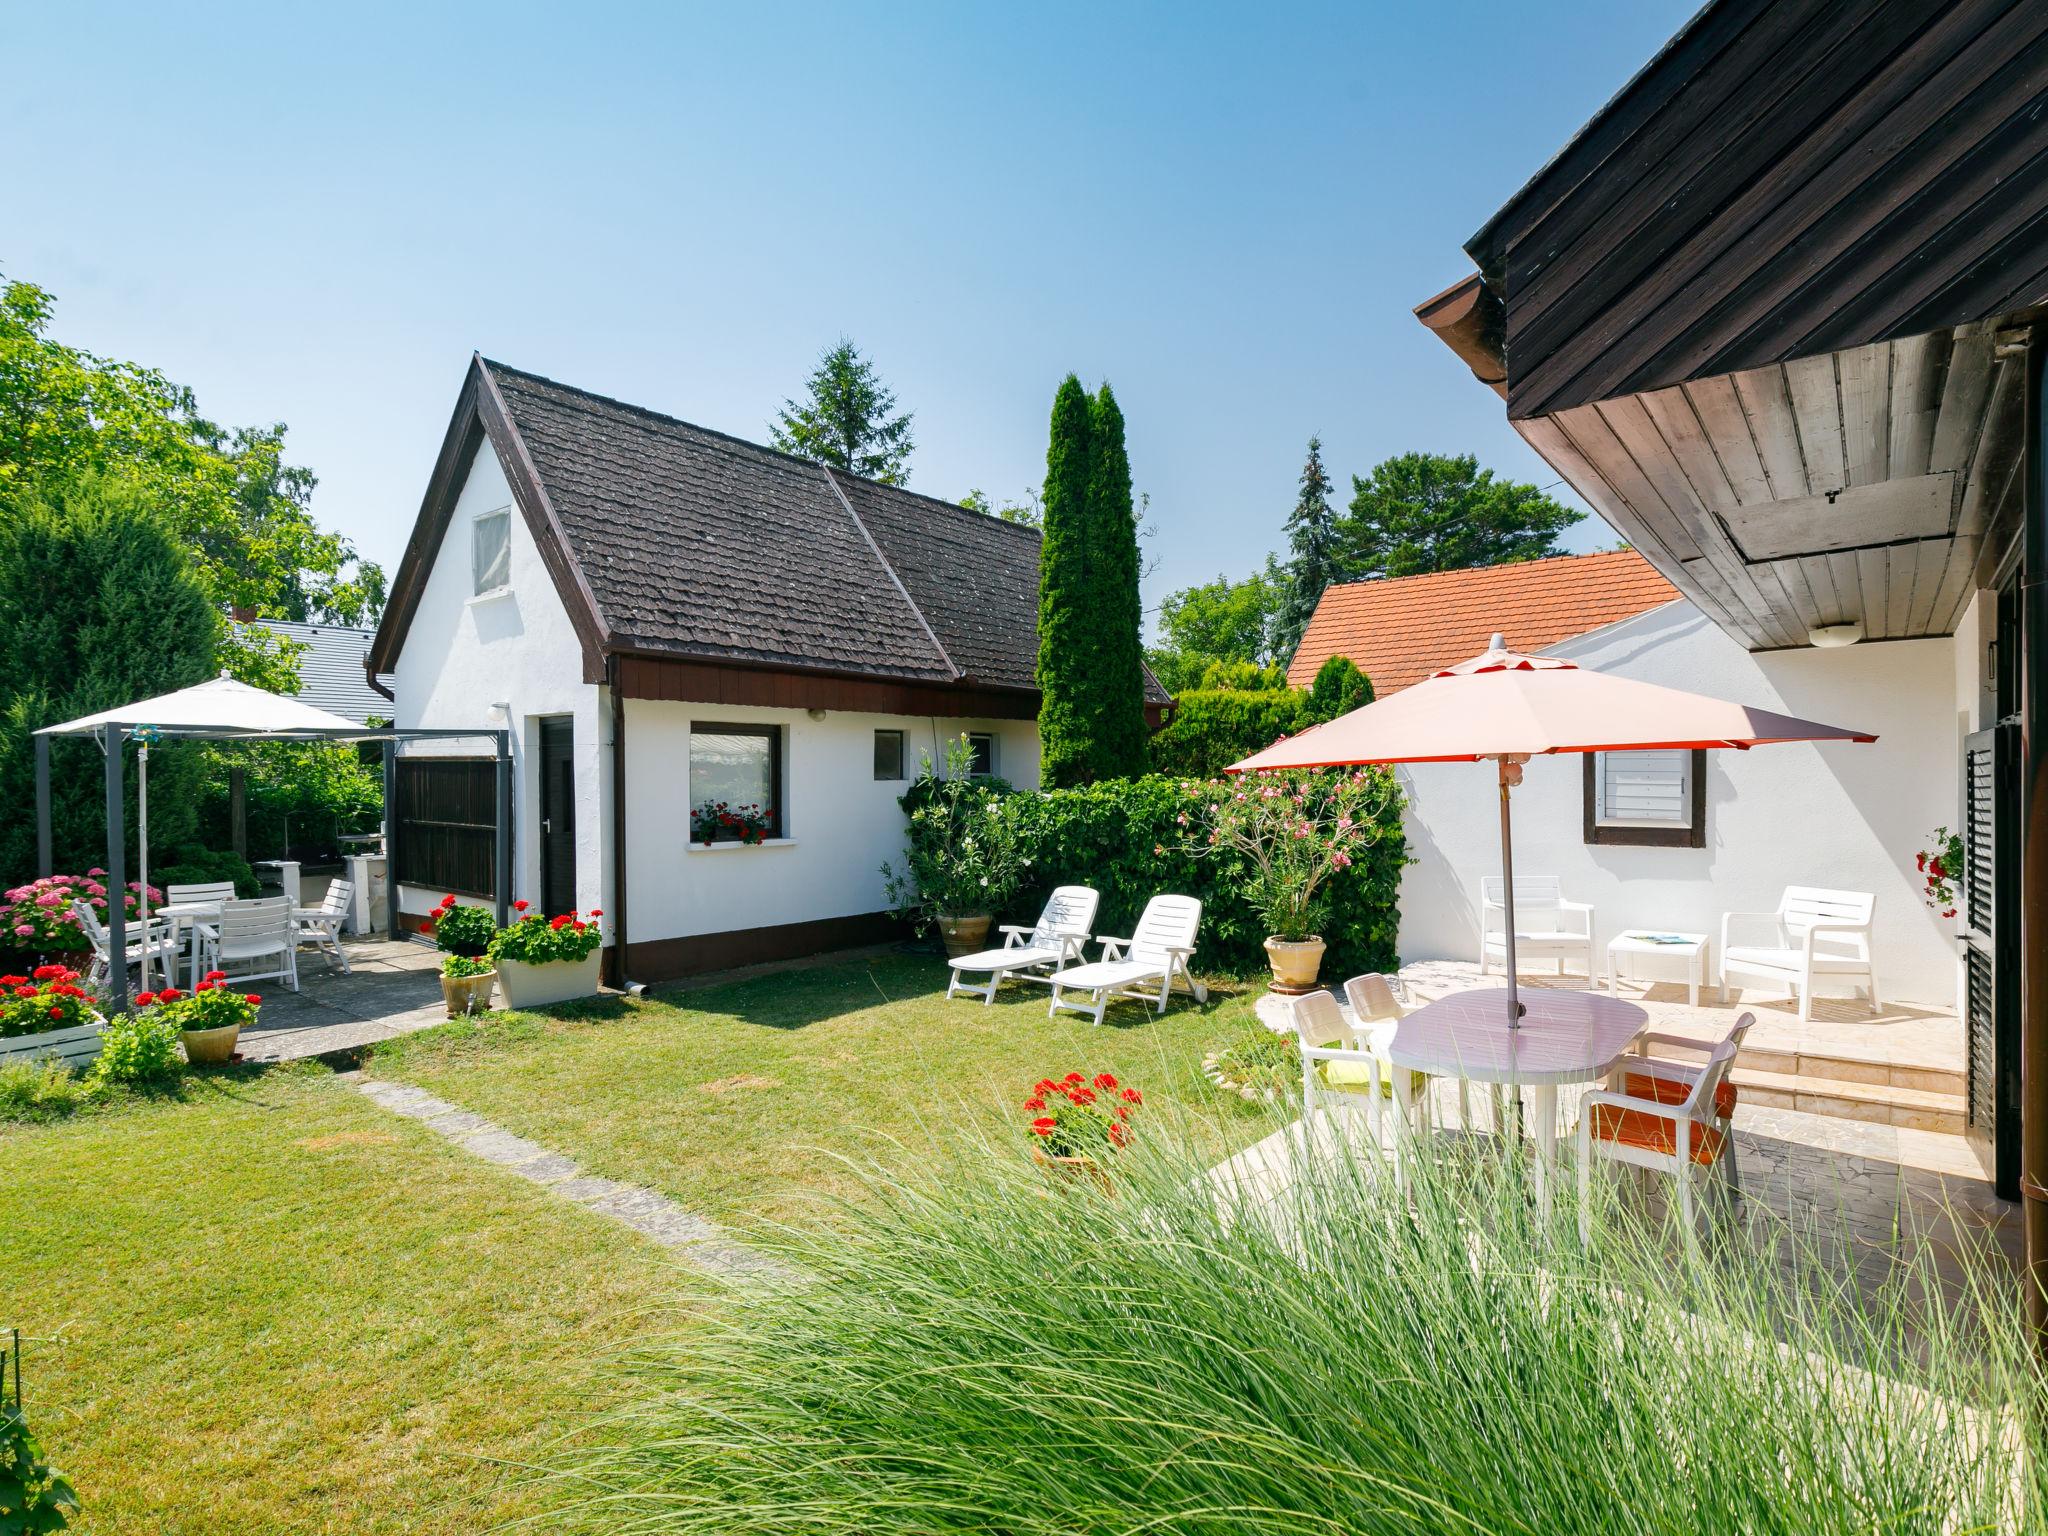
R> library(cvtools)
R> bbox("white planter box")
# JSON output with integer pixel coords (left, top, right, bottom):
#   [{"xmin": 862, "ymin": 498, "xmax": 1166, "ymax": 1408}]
[
  {"xmin": 0, "ymin": 1016, "xmax": 106, "ymax": 1070},
  {"xmin": 494, "ymin": 952, "xmax": 602, "ymax": 1009}
]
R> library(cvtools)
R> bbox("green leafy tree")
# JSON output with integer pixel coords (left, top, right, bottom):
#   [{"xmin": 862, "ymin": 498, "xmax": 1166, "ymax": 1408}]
[
  {"xmin": 1198, "ymin": 659, "xmax": 1289, "ymax": 691},
  {"xmin": 1144, "ymin": 567, "xmax": 1282, "ymax": 695},
  {"xmin": 1343, "ymin": 451, "xmax": 1582, "ymax": 579},
  {"xmin": 1304, "ymin": 654, "xmax": 1373, "ymax": 724},
  {"xmin": 1036, "ymin": 375, "xmax": 1098, "ymax": 787},
  {"xmin": 1147, "ymin": 687, "xmax": 1309, "ymax": 778},
  {"xmin": 0, "ymin": 274, "xmax": 385, "ymax": 676},
  {"xmin": 959, "ymin": 487, "xmax": 1042, "ymax": 529},
  {"xmin": 1271, "ymin": 436, "xmax": 1344, "ymax": 660},
  {"xmin": 770, "ymin": 339, "xmax": 915, "ymax": 485},
  {"xmin": 1088, "ymin": 383, "xmax": 1148, "ymax": 779},
  {"xmin": 0, "ymin": 474, "xmax": 218, "ymax": 882}
]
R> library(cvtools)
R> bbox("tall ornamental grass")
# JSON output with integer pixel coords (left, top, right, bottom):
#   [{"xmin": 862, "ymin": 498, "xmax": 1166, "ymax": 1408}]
[{"xmin": 563, "ymin": 1128, "xmax": 2044, "ymax": 1534}]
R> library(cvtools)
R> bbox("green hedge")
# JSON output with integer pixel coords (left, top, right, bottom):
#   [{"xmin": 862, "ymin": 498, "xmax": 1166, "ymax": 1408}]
[
  {"xmin": 987, "ymin": 774, "xmax": 1405, "ymax": 979},
  {"xmin": 1147, "ymin": 689, "xmax": 1309, "ymax": 779}
]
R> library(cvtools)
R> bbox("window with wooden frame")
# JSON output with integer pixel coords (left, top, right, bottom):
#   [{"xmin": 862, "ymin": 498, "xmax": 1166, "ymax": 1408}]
[
  {"xmin": 965, "ymin": 731, "xmax": 996, "ymax": 776},
  {"xmin": 1583, "ymin": 749, "xmax": 1704, "ymax": 848},
  {"xmin": 472, "ymin": 506, "xmax": 512, "ymax": 596},
  {"xmin": 873, "ymin": 729, "xmax": 906, "ymax": 781},
  {"xmin": 688, "ymin": 724, "xmax": 784, "ymax": 840}
]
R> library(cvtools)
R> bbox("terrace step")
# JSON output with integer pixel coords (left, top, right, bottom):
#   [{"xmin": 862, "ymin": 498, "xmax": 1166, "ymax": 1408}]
[
  {"xmin": 1638, "ymin": 1025, "xmax": 1964, "ymax": 1098},
  {"xmin": 1725, "ymin": 1065, "xmax": 1964, "ymax": 1136}
]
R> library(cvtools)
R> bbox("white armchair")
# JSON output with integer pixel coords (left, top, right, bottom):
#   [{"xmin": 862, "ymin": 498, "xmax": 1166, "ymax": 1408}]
[
  {"xmin": 1719, "ymin": 886, "xmax": 1876, "ymax": 1022},
  {"xmin": 1478, "ymin": 875, "xmax": 1594, "ymax": 980}
]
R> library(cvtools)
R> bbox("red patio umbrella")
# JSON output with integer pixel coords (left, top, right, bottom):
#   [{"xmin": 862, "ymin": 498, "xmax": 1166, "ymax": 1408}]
[{"xmin": 1227, "ymin": 636, "xmax": 1877, "ymax": 1030}]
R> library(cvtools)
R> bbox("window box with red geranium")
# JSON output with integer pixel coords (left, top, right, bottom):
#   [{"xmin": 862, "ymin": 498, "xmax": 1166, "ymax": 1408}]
[
  {"xmin": 135, "ymin": 973, "xmax": 264, "ymax": 1065},
  {"xmin": 1023, "ymin": 1071, "xmax": 1143, "ymax": 1186},
  {"xmin": 0, "ymin": 964, "xmax": 107, "ymax": 1072},
  {"xmin": 487, "ymin": 903, "xmax": 605, "ymax": 1008}
]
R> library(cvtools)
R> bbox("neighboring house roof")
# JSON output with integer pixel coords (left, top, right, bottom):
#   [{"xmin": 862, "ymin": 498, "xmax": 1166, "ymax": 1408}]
[
  {"xmin": 371, "ymin": 356, "xmax": 1166, "ymax": 707},
  {"xmin": 242, "ymin": 619, "xmax": 393, "ymax": 724},
  {"xmin": 1286, "ymin": 550, "xmax": 1680, "ymax": 694}
]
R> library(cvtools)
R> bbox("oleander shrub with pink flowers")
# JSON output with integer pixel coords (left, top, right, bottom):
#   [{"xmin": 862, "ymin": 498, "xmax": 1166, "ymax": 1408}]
[
  {"xmin": 0, "ymin": 871, "xmax": 158, "ymax": 958},
  {"xmin": 968, "ymin": 773, "xmax": 1405, "ymax": 979}
]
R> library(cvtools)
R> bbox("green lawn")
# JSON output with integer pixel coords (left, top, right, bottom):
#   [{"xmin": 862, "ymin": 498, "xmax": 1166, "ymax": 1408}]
[
  {"xmin": 3, "ymin": 1064, "xmax": 687, "ymax": 1535},
  {"xmin": 365, "ymin": 953, "xmax": 1272, "ymax": 1224},
  {"xmin": 2, "ymin": 953, "xmax": 1265, "ymax": 1532}
]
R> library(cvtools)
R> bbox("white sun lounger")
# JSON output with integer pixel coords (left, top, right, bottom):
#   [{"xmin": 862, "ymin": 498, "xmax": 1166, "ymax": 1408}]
[
  {"xmin": 1047, "ymin": 894, "xmax": 1207, "ymax": 1025},
  {"xmin": 946, "ymin": 885, "xmax": 1100, "ymax": 1004}
]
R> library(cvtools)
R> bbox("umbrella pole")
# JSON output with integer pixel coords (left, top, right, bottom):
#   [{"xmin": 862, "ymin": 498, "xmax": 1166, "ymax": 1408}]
[
  {"xmin": 1496, "ymin": 756, "xmax": 1522, "ymax": 1029},
  {"xmin": 137, "ymin": 740, "xmax": 151, "ymax": 992}
]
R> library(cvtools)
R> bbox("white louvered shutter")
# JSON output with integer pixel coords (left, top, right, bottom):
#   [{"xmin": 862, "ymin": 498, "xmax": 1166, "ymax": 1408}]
[{"xmin": 1594, "ymin": 750, "xmax": 1690, "ymax": 827}]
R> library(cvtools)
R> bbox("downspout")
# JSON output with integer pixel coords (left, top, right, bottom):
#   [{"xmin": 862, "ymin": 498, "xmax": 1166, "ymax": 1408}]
[
  {"xmin": 2021, "ymin": 320, "xmax": 2048, "ymax": 1354},
  {"xmin": 609, "ymin": 655, "xmax": 632, "ymax": 992}
]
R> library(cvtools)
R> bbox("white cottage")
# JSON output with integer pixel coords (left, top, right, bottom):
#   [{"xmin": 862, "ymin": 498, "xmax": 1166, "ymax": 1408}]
[{"xmin": 367, "ymin": 356, "xmax": 1167, "ymax": 983}]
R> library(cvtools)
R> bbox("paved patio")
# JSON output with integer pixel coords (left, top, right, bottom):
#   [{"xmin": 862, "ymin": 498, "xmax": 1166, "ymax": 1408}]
[{"xmin": 233, "ymin": 937, "xmax": 447, "ymax": 1062}]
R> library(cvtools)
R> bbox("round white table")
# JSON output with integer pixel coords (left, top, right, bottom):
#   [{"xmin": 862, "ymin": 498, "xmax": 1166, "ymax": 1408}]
[{"xmin": 1386, "ymin": 987, "xmax": 1648, "ymax": 1211}]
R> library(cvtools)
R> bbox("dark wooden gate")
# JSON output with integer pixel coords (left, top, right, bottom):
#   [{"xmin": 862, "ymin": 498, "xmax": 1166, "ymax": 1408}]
[
  {"xmin": 1963, "ymin": 721, "xmax": 2020, "ymax": 1197},
  {"xmin": 538, "ymin": 717, "xmax": 577, "ymax": 919},
  {"xmin": 394, "ymin": 758, "xmax": 500, "ymax": 899}
]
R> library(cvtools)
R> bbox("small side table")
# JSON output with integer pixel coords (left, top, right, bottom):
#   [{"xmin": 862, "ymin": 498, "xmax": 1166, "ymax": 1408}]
[{"xmin": 1605, "ymin": 931, "xmax": 1709, "ymax": 1006}]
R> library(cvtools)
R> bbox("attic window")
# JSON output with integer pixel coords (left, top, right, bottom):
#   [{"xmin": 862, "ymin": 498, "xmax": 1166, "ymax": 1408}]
[{"xmin": 473, "ymin": 507, "xmax": 512, "ymax": 596}]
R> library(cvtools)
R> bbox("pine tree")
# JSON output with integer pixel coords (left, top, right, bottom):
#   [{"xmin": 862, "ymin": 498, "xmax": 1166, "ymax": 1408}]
[
  {"xmin": 1088, "ymin": 383, "xmax": 1148, "ymax": 779},
  {"xmin": 769, "ymin": 339, "xmax": 915, "ymax": 485},
  {"xmin": 1036, "ymin": 376, "xmax": 1097, "ymax": 787},
  {"xmin": 1271, "ymin": 436, "xmax": 1344, "ymax": 661},
  {"xmin": 1344, "ymin": 451, "xmax": 1581, "ymax": 578}
]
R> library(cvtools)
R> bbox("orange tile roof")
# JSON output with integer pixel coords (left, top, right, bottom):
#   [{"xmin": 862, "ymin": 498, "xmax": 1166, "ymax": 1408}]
[{"xmin": 1286, "ymin": 550, "xmax": 1681, "ymax": 694}]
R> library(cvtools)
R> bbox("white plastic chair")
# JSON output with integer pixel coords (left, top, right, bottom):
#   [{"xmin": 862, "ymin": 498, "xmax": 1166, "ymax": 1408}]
[
  {"xmin": 212, "ymin": 897, "xmax": 299, "ymax": 992},
  {"xmin": 165, "ymin": 880, "xmax": 238, "ymax": 981},
  {"xmin": 1291, "ymin": 989, "xmax": 1392, "ymax": 1141},
  {"xmin": 1047, "ymin": 895, "xmax": 1207, "ymax": 1025},
  {"xmin": 946, "ymin": 885, "xmax": 1098, "ymax": 1004},
  {"xmin": 295, "ymin": 879, "xmax": 353, "ymax": 974},
  {"xmin": 1576, "ymin": 1011, "xmax": 1754, "ymax": 1243},
  {"xmin": 69, "ymin": 899, "xmax": 179, "ymax": 991},
  {"xmin": 1478, "ymin": 875, "xmax": 1594, "ymax": 979},
  {"xmin": 1720, "ymin": 887, "xmax": 1876, "ymax": 1022},
  {"xmin": 1343, "ymin": 973, "xmax": 1473, "ymax": 1130}
]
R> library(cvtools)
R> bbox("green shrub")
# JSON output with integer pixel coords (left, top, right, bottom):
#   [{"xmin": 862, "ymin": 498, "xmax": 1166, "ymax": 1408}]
[
  {"xmin": 987, "ymin": 773, "xmax": 1403, "ymax": 978},
  {"xmin": 1147, "ymin": 688, "xmax": 1309, "ymax": 778},
  {"xmin": 883, "ymin": 736, "xmax": 1034, "ymax": 928},
  {"xmin": 89, "ymin": 1009, "xmax": 184, "ymax": 1084},
  {"xmin": 573, "ymin": 1132, "xmax": 2039, "ymax": 1534},
  {"xmin": 1304, "ymin": 653, "xmax": 1373, "ymax": 723},
  {"xmin": 0, "ymin": 1058, "xmax": 97, "ymax": 1124},
  {"xmin": 153, "ymin": 846, "xmax": 260, "ymax": 899},
  {"xmin": 1196, "ymin": 658, "xmax": 1289, "ymax": 691}
]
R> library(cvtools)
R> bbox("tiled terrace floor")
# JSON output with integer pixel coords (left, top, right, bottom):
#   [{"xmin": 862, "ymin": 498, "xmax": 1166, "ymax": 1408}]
[{"xmin": 233, "ymin": 936, "xmax": 446, "ymax": 1061}]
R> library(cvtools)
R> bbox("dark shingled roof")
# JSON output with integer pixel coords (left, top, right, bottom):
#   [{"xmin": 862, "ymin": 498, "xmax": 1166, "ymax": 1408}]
[{"xmin": 481, "ymin": 361, "xmax": 1168, "ymax": 703}]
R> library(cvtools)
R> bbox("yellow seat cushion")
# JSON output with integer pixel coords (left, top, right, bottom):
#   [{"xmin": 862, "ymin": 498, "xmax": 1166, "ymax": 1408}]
[{"xmin": 1315, "ymin": 1055, "xmax": 1425, "ymax": 1099}]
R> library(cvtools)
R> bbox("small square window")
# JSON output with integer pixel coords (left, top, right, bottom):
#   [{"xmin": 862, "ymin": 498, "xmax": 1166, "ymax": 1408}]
[
  {"xmin": 966, "ymin": 732, "xmax": 996, "ymax": 776},
  {"xmin": 1584, "ymin": 749, "xmax": 1704, "ymax": 848},
  {"xmin": 873, "ymin": 729, "xmax": 905, "ymax": 781},
  {"xmin": 472, "ymin": 508, "xmax": 512, "ymax": 596},
  {"xmin": 689, "ymin": 724, "xmax": 783, "ymax": 841}
]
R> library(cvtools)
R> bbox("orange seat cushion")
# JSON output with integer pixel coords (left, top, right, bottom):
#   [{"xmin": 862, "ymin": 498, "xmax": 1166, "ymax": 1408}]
[
  {"xmin": 1621, "ymin": 1069, "xmax": 1736, "ymax": 1121},
  {"xmin": 1587, "ymin": 1102, "xmax": 1725, "ymax": 1165}
]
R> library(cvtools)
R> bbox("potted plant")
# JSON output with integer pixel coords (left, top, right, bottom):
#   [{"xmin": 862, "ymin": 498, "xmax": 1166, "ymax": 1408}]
[
  {"xmin": 0, "ymin": 963, "xmax": 102, "ymax": 1067},
  {"xmin": 881, "ymin": 735, "xmax": 1030, "ymax": 958},
  {"xmin": 1192, "ymin": 768, "xmax": 1398, "ymax": 991},
  {"xmin": 690, "ymin": 801, "xmax": 775, "ymax": 846},
  {"xmin": 430, "ymin": 895, "xmax": 498, "ymax": 1015},
  {"xmin": 1024, "ymin": 1071, "xmax": 1142, "ymax": 1187},
  {"xmin": 1916, "ymin": 827, "xmax": 1964, "ymax": 921},
  {"xmin": 136, "ymin": 972, "xmax": 262, "ymax": 1065},
  {"xmin": 488, "ymin": 901, "xmax": 605, "ymax": 1008}
]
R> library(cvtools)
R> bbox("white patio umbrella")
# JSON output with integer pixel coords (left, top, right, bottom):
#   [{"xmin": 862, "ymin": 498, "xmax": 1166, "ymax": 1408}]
[
  {"xmin": 37, "ymin": 676, "xmax": 367, "ymax": 990},
  {"xmin": 1227, "ymin": 635, "xmax": 1878, "ymax": 1033}
]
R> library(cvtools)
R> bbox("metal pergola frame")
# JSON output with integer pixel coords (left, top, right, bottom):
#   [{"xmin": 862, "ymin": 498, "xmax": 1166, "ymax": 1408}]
[{"xmin": 34, "ymin": 723, "xmax": 511, "ymax": 1014}]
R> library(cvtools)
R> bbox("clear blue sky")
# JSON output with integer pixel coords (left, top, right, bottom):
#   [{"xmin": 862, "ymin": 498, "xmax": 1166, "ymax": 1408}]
[{"xmin": 8, "ymin": 0, "xmax": 1694, "ymax": 627}]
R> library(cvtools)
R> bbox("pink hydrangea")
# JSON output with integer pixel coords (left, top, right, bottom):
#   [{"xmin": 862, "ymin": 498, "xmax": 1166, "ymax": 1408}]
[{"xmin": 13, "ymin": 925, "xmax": 31, "ymax": 937}]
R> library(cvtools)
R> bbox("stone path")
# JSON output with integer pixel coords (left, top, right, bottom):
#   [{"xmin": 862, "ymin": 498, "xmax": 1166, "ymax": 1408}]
[{"xmin": 348, "ymin": 1074, "xmax": 780, "ymax": 1283}]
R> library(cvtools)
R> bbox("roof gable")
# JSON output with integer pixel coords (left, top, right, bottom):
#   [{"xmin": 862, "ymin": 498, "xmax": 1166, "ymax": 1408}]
[{"xmin": 1287, "ymin": 550, "xmax": 1680, "ymax": 694}]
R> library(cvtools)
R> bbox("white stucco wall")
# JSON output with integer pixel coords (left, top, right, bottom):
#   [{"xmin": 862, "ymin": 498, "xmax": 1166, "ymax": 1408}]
[
  {"xmin": 1395, "ymin": 599, "xmax": 1968, "ymax": 1008},
  {"xmin": 623, "ymin": 702, "xmax": 1038, "ymax": 944},
  {"xmin": 388, "ymin": 446, "xmax": 611, "ymax": 925}
]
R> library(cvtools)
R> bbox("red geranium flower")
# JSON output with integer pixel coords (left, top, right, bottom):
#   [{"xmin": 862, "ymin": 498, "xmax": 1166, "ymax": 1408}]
[
  {"xmin": 205, "ymin": 970, "xmax": 226, "ymax": 982},
  {"xmin": 1023, "ymin": 1097, "xmax": 1046, "ymax": 1112},
  {"xmin": 513, "ymin": 899, "xmax": 530, "ymax": 912},
  {"xmin": 246, "ymin": 994, "xmax": 262, "ymax": 1005},
  {"xmin": 590, "ymin": 909, "xmax": 603, "ymax": 918},
  {"xmin": 1029, "ymin": 1117, "xmax": 1056, "ymax": 1136},
  {"xmin": 1121, "ymin": 1087, "xmax": 1142, "ymax": 1104},
  {"xmin": 135, "ymin": 991, "xmax": 156, "ymax": 1006},
  {"xmin": 1094, "ymin": 1072, "xmax": 1117, "ymax": 1090},
  {"xmin": 157, "ymin": 987, "xmax": 182, "ymax": 1003},
  {"xmin": 1063, "ymin": 1072, "xmax": 1084, "ymax": 1085}
]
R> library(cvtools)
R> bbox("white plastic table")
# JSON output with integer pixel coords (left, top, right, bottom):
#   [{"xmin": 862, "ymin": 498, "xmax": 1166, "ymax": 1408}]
[
  {"xmin": 1606, "ymin": 930, "xmax": 1709, "ymax": 1005},
  {"xmin": 153, "ymin": 900, "xmax": 223, "ymax": 991},
  {"xmin": 1387, "ymin": 987, "xmax": 1647, "ymax": 1210}
]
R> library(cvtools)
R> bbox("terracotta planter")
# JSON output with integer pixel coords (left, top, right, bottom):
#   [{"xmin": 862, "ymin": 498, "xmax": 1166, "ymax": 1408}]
[
  {"xmin": 180, "ymin": 1022, "xmax": 241, "ymax": 1065},
  {"xmin": 439, "ymin": 970, "xmax": 497, "ymax": 1018},
  {"xmin": 1264, "ymin": 935, "xmax": 1327, "ymax": 990},
  {"xmin": 495, "ymin": 951, "xmax": 601, "ymax": 1009},
  {"xmin": 936, "ymin": 914, "xmax": 992, "ymax": 959},
  {"xmin": 1032, "ymin": 1144, "xmax": 1115, "ymax": 1193}
]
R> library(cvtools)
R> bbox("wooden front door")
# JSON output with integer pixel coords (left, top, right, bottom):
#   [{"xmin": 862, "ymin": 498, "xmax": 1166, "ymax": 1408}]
[{"xmin": 537, "ymin": 717, "xmax": 577, "ymax": 920}]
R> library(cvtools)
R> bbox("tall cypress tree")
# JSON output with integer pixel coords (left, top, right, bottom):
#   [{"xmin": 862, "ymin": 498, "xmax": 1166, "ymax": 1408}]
[
  {"xmin": 1087, "ymin": 383, "xmax": 1148, "ymax": 779},
  {"xmin": 1271, "ymin": 435, "xmax": 1344, "ymax": 661},
  {"xmin": 1036, "ymin": 375, "xmax": 1097, "ymax": 787}
]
